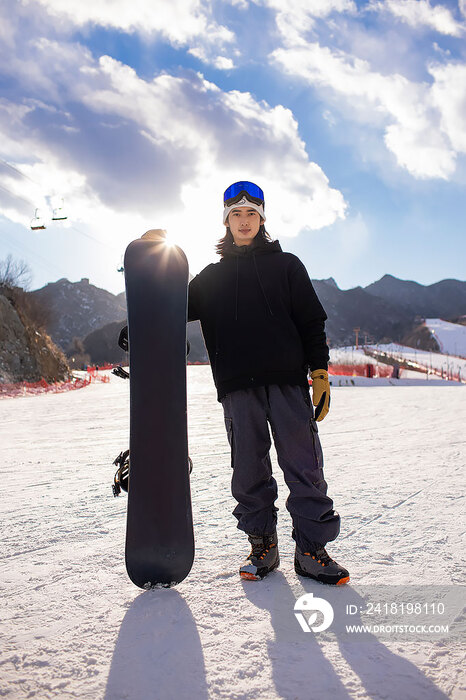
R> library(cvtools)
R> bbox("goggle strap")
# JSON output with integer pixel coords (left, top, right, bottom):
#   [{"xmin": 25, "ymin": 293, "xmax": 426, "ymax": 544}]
[{"xmin": 224, "ymin": 190, "xmax": 264, "ymax": 207}]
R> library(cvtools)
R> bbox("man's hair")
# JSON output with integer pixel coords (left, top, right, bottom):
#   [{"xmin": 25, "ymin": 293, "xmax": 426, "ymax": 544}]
[{"xmin": 215, "ymin": 224, "xmax": 273, "ymax": 257}]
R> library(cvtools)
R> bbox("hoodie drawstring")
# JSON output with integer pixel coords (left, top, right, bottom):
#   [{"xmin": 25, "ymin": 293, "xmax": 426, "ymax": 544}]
[
  {"xmin": 227, "ymin": 240, "xmax": 280, "ymax": 320},
  {"xmin": 235, "ymin": 256, "xmax": 239, "ymax": 321},
  {"xmin": 253, "ymin": 254, "xmax": 274, "ymax": 317}
]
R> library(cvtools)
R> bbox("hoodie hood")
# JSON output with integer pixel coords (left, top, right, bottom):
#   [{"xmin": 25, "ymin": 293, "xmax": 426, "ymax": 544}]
[{"xmin": 221, "ymin": 237, "xmax": 282, "ymax": 258}]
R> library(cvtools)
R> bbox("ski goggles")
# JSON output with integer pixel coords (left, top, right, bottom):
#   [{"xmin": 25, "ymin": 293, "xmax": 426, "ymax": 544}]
[
  {"xmin": 223, "ymin": 181, "xmax": 264, "ymax": 204},
  {"xmin": 223, "ymin": 181, "xmax": 266, "ymax": 224}
]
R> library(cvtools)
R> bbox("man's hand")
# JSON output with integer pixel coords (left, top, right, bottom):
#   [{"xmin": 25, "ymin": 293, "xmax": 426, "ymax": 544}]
[
  {"xmin": 118, "ymin": 325, "xmax": 128, "ymax": 352},
  {"xmin": 310, "ymin": 369, "xmax": 330, "ymax": 422}
]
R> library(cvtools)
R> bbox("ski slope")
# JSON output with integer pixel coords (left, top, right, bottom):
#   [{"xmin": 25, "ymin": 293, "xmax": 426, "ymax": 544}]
[
  {"xmin": 331, "ymin": 345, "xmax": 466, "ymax": 380},
  {"xmin": 330, "ymin": 347, "xmax": 381, "ymax": 366},
  {"xmin": 364, "ymin": 344, "xmax": 466, "ymax": 380},
  {"xmin": 424, "ymin": 319, "xmax": 466, "ymax": 358},
  {"xmin": 1, "ymin": 367, "xmax": 465, "ymax": 700}
]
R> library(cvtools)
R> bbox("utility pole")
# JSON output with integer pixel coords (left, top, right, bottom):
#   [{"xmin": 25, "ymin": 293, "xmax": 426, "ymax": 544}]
[{"xmin": 354, "ymin": 327, "xmax": 360, "ymax": 350}]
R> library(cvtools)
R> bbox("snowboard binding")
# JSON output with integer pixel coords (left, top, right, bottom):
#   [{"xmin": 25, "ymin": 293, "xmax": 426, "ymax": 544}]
[
  {"xmin": 112, "ymin": 366, "xmax": 129, "ymax": 380},
  {"xmin": 112, "ymin": 450, "xmax": 130, "ymax": 496},
  {"xmin": 112, "ymin": 450, "xmax": 193, "ymax": 496}
]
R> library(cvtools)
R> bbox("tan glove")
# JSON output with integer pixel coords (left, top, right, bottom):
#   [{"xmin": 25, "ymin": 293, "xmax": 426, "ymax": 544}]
[{"xmin": 310, "ymin": 369, "xmax": 331, "ymax": 422}]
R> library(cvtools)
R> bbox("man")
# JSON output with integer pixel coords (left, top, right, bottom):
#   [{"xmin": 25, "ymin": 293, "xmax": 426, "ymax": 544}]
[{"xmin": 188, "ymin": 181, "xmax": 349, "ymax": 585}]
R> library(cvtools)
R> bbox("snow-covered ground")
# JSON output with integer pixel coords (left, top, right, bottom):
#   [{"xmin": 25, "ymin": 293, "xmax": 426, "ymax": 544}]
[
  {"xmin": 334, "ymin": 343, "xmax": 466, "ymax": 381},
  {"xmin": 424, "ymin": 319, "xmax": 466, "ymax": 358},
  {"xmin": 367, "ymin": 343, "xmax": 466, "ymax": 379},
  {"xmin": 329, "ymin": 374, "xmax": 453, "ymax": 387},
  {"xmin": 2, "ymin": 367, "xmax": 465, "ymax": 699},
  {"xmin": 330, "ymin": 347, "xmax": 381, "ymax": 366}
]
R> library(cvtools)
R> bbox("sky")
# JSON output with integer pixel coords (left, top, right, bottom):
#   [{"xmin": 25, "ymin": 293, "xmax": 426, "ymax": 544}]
[{"xmin": 0, "ymin": 0, "xmax": 465, "ymax": 295}]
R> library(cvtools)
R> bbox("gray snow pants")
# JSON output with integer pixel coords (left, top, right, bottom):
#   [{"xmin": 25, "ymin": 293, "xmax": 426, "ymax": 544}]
[{"xmin": 221, "ymin": 383, "xmax": 340, "ymax": 552}]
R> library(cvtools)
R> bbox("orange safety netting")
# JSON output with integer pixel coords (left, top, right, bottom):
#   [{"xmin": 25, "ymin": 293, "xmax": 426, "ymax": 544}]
[
  {"xmin": 0, "ymin": 377, "xmax": 92, "ymax": 398},
  {"xmin": 328, "ymin": 363, "xmax": 394, "ymax": 378},
  {"xmin": 85, "ymin": 366, "xmax": 111, "ymax": 382}
]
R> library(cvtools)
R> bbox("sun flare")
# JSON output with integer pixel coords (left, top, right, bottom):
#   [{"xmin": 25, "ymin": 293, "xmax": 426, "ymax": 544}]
[{"xmin": 164, "ymin": 232, "xmax": 177, "ymax": 247}]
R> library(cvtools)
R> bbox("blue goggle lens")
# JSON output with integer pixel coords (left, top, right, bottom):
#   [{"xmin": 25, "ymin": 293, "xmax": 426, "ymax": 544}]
[{"xmin": 224, "ymin": 181, "xmax": 264, "ymax": 203}]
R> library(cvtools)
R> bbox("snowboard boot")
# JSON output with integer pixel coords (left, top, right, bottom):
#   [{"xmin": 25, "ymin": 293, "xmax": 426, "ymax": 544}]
[
  {"xmin": 240, "ymin": 532, "xmax": 279, "ymax": 581},
  {"xmin": 294, "ymin": 544, "xmax": 350, "ymax": 585}
]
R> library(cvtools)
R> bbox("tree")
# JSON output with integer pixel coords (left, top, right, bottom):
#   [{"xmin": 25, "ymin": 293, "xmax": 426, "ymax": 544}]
[{"xmin": 0, "ymin": 254, "xmax": 32, "ymax": 290}]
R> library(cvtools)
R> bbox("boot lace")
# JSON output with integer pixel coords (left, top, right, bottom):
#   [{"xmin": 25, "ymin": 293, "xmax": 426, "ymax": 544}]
[
  {"xmin": 248, "ymin": 535, "xmax": 276, "ymax": 561},
  {"xmin": 303, "ymin": 546, "xmax": 333, "ymax": 567}
]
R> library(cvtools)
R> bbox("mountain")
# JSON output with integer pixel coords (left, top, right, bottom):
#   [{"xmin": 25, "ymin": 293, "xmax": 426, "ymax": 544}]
[
  {"xmin": 77, "ymin": 271, "xmax": 208, "ymax": 365},
  {"xmin": 316, "ymin": 277, "xmax": 339, "ymax": 289},
  {"xmin": 400, "ymin": 324, "xmax": 441, "ymax": 352},
  {"xmin": 81, "ymin": 318, "xmax": 208, "ymax": 365},
  {"xmin": 30, "ymin": 278, "xmax": 127, "ymax": 351},
  {"xmin": 312, "ymin": 280, "xmax": 415, "ymax": 346},
  {"xmin": 82, "ymin": 319, "xmax": 127, "ymax": 366},
  {"xmin": 363, "ymin": 275, "xmax": 466, "ymax": 319},
  {"xmin": 30, "ymin": 273, "xmax": 466, "ymax": 363}
]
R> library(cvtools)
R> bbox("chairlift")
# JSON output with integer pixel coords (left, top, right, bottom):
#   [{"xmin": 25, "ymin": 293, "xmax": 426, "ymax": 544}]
[
  {"xmin": 51, "ymin": 198, "xmax": 68, "ymax": 221},
  {"xmin": 30, "ymin": 209, "xmax": 46, "ymax": 231}
]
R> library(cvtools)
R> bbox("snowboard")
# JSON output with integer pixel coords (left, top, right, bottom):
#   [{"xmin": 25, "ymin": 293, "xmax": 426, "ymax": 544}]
[{"xmin": 124, "ymin": 230, "xmax": 194, "ymax": 588}]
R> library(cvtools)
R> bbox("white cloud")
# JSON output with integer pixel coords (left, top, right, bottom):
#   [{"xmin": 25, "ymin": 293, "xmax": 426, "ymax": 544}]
[
  {"xmin": 0, "ymin": 17, "xmax": 346, "ymax": 275},
  {"xmin": 272, "ymin": 42, "xmax": 463, "ymax": 179},
  {"xmin": 18, "ymin": 0, "xmax": 236, "ymax": 71},
  {"xmin": 188, "ymin": 46, "xmax": 235, "ymax": 69},
  {"xmin": 212, "ymin": 55, "xmax": 235, "ymax": 70},
  {"xmin": 432, "ymin": 41, "xmax": 451, "ymax": 58},
  {"xmin": 370, "ymin": 0, "xmax": 465, "ymax": 37},
  {"xmin": 429, "ymin": 62, "xmax": 466, "ymax": 153},
  {"xmin": 77, "ymin": 55, "xmax": 346, "ymax": 232},
  {"xmin": 256, "ymin": 0, "xmax": 357, "ymax": 44},
  {"xmin": 23, "ymin": 0, "xmax": 235, "ymax": 45}
]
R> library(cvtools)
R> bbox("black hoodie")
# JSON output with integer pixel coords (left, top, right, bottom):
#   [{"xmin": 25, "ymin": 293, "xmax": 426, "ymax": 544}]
[{"xmin": 188, "ymin": 238, "xmax": 329, "ymax": 401}]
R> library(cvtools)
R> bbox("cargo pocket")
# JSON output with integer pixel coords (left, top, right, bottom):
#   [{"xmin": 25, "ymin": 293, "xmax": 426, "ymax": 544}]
[
  {"xmin": 308, "ymin": 418, "xmax": 325, "ymax": 490},
  {"xmin": 224, "ymin": 417, "xmax": 235, "ymax": 469}
]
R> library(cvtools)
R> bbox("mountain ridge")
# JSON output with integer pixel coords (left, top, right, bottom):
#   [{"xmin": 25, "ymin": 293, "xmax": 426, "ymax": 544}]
[{"xmin": 30, "ymin": 273, "xmax": 466, "ymax": 364}]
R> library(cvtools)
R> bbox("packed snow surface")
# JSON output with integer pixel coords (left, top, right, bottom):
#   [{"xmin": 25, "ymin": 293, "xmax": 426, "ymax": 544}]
[
  {"xmin": 330, "ymin": 345, "xmax": 466, "ymax": 382},
  {"xmin": 2, "ymin": 367, "xmax": 465, "ymax": 699},
  {"xmin": 330, "ymin": 347, "xmax": 381, "ymax": 366},
  {"xmin": 364, "ymin": 343, "xmax": 466, "ymax": 378}
]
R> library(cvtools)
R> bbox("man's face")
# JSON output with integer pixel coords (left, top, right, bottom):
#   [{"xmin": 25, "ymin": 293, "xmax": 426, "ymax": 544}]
[{"xmin": 226, "ymin": 207, "xmax": 263, "ymax": 246}]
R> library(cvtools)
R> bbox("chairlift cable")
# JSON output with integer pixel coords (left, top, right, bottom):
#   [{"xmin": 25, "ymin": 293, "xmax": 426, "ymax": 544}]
[
  {"xmin": 0, "ymin": 182, "xmax": 37, "ymax": 209},
  {"xmin": 0, "ymin": 158, "xmax": 68, "ymax": 224},
  {"xmin": 0, "ymin": 157, "xmax": 39, "ymax": 186},
  {"xmin": 0, "ymin": 169, "xmax": 121, "ymax": 257},
  {"xmin": 0, "ymin": 181, "xmax": 100, "ymax": 244},
  {"xmin": 69, "ymin": 225, "xmax": 109, "ymax": 250},
  {"xmin": 0, "ymin": 230, "xmax": 67, "ymax": 279}
]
